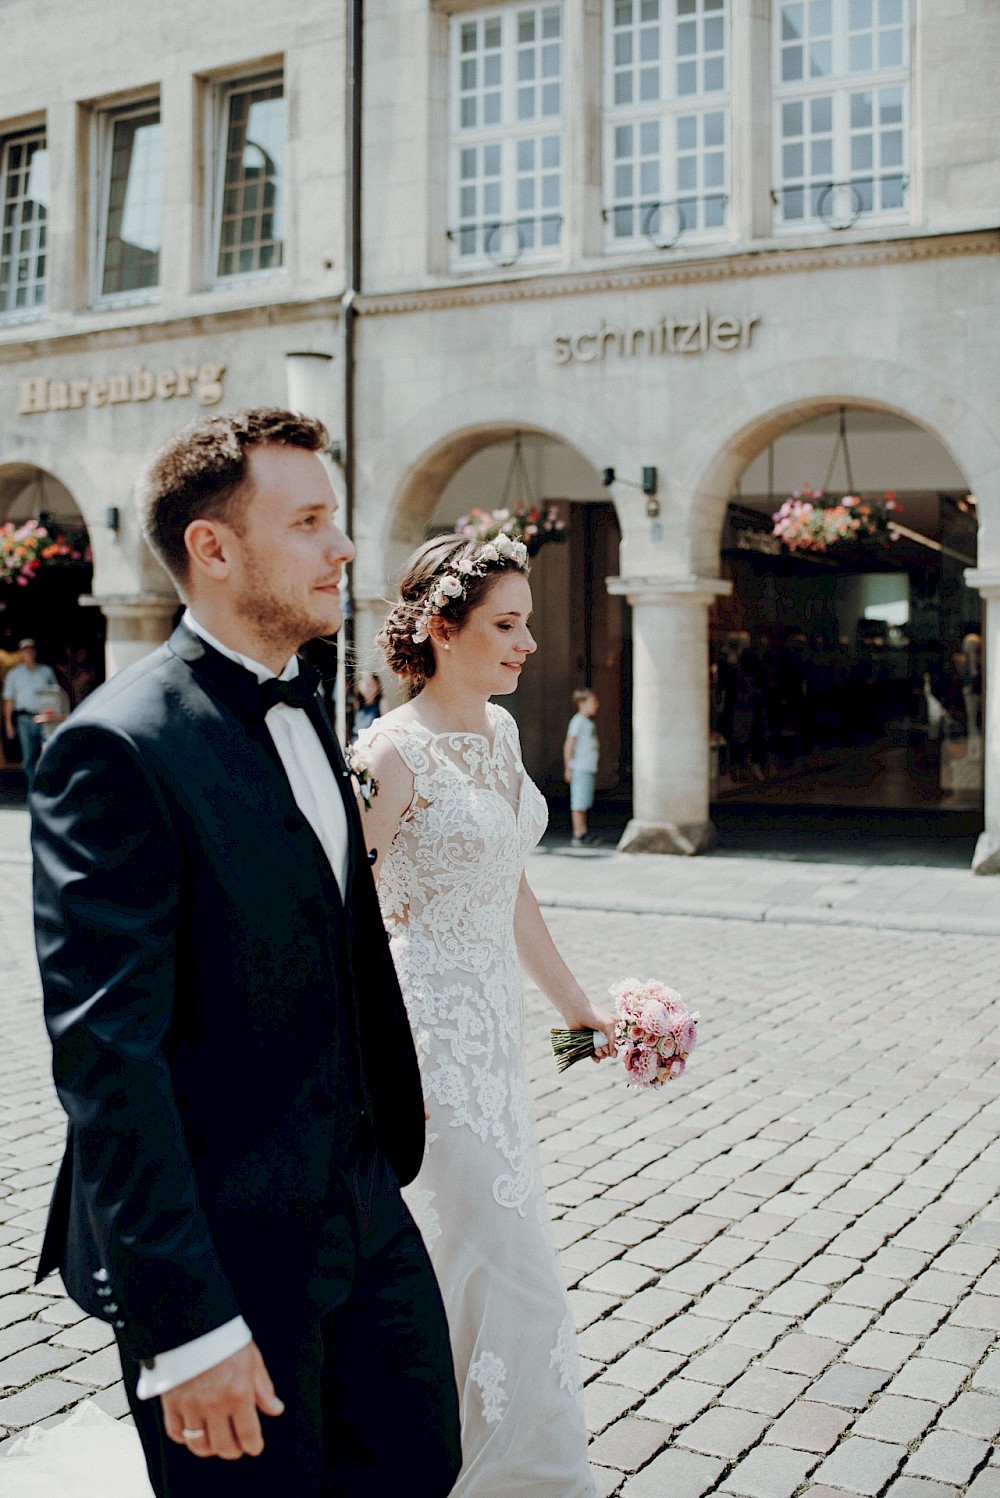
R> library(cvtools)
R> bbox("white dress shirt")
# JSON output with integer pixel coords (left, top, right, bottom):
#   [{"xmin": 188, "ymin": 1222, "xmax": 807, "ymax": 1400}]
[{"xmin": 136, "ymin": 610, "xmax": 349, "ymax": 1400}]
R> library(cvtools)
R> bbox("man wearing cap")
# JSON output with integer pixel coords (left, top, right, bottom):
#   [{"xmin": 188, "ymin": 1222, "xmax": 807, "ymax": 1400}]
[{"xmin": 2, "ymin": 639, "xmax": 59, "ymax": 788}]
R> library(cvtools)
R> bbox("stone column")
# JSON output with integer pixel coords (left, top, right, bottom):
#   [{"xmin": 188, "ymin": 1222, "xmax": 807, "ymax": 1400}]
[
  {"xmin": 607, "ymin": 575, "xmax": 731, "ymax": 855},
  {"xmin": 86, "ymin": 595, "xmax": 179, "ymax": 678},
  {"xmin": 964, "ymin": 569, "xmax": 1000, "ymax": 874}
]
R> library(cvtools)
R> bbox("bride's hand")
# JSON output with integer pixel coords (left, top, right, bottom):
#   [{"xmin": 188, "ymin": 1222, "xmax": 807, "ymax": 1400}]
[{"xmin": 571, "ymin": 1007, "xmax": 616, "ymax": 1062}]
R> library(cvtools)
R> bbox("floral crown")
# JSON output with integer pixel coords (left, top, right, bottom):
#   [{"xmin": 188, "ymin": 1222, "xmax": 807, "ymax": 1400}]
[{"xmin": 411, "ymin": 533, "xmax": 528, "ymax": 643}]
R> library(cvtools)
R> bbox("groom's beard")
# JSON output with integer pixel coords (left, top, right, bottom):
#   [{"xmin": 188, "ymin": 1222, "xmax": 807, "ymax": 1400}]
[{"xmin": 235, "ymin": 554, "xmax": 342, "ymax": 655}]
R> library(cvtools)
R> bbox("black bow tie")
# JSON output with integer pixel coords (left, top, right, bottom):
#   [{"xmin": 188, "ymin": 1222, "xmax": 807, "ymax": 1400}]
[{"xmin": 259, "ymin": 662, "xmax": 322, "ymax": 714}]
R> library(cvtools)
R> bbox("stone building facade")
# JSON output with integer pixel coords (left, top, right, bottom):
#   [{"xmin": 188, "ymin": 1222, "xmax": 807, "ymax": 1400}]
[{"xmin": 2, "ymin": 0, "xmax": 998, "ymax": 867}]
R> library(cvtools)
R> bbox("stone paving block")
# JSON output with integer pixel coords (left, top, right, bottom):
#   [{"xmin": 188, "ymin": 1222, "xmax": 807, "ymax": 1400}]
[
  {"xmin": 571, "ymin": 1288, "xmax": 621, "ymax": 1330},
  {"xmin": 585, "ymin": 1379, "xmax": 639, "ymax": 1434},
  {"xmin": 563, "ymin": 1238, "xmax": 628, "ymax": 1274},
  {"xmin": 678, "ymin": 1405, "xmax": 769, "ymax": 1459},
  {"xmin": 616, "ymin": 1287, "xmax": 697, "ymax": 1327},
  {"xmin": 908, "ymin": 1272, "xmax": 974, "ymax": 1307},
  {"xmin": 0, "ymin": 1339, "xmax": 82, "ymax": 1391},
  {"xmin": 682, "ymin": 1340, "xmax": 757, "ymax": 1388},
  {"xmin": 620, "ymin": 1447, "xmax": 725, "ymax": 1498},
  {"xmin": 814, "ymin": 1437, "xmax": 907, "ymax": 1495},
  {"xmin": 590, "ymin": 1465, "xmax": 623, "ymax": 1498},
  {"xmin": 588, "ymin": 1416, "xmax": 670, "ymax": 1472},
  {"xmin": 764, "ymin": 1399, "xmax": 853, "ymax": 1453},
  {"xmin": 970, "ymin": 1354, "xmax": 1000, "ymax": 1396},
  {"xmin": 844, "ymin": 1330, "xmax": 921, "ymax": 1372},
  {"xmin": 886, "ymin": 1480, "xmax": 962, "ymax": 1498},
  {"xmin": 808, "ymin": 1363, "xmax": 891, "ymax": 1409},
  {"xmin": 580, "ymin": 1262, "xmax": 660, "ymax": 1298},
  {"xmin": 694, "ymin": 1286, "xmax": 758, "ymax": 1323},
  {"xmin": 601, "ymin": 1345, "xmax": 683, "ymax": 1392},
  {"xmin": 885, "ymin": 1357, "xmax": 967, "ymax": 1405},
  {"xmin": 641, "ymin": 1378, "xmax": 719, "ymax": 1426},
  {"xmin": 853, "ymin": 1394, "xmax": 939, "ymax": 1443},
  {"xmin": 936, "ymin": 1245, "xmax": 997, "ymax": 1276},
  {"xmin": 801, "ymin": 1304, "xmax": 878, "ymax": 1341},
  {"xmin": 719, "ymin": 1367, "xmax": 808, "ymax": 1417},
  {"xmin": 877, "ymin": 1300, "xmax": 947, "ymax": 1337},
  {"xmin": 951, "ymin": 1295, "xmax": 1000, "ymax": 1332},
  {"xmin": 938, "ymin": 1391, "xmax": 1000, "ymax": 1440},
  {"xmin": 59, "ymin": 1345, "xmax": 122, "ymax": 1388},
  {"xmin": 660, "ymin": 1261, "xmax": 727, "ymax": 1295},
  {"xmin": 758, "ymin": 1281, "xmax": 829, "ymax": 1318},
  {"xmin": 647, "ymin": 1315, "xmax": 728, "ymax": 1356},
  {"xmin": 764, "ymin": 1334, "xmax": 842, "ymax": 1377},
  {"xmin": 0, "ymin": 1377, "xmax": 80, "ymax": 1429},
  {"xmin": 724, "ymin": 1313, "xmax": 793, "ymax": 1351},
  {"xmin": 578, "ymin": 1316, "xmax": 648, "ymax": 1363},
  {"xmin": 721, "ymin": 1443, "xmax": 821, "ymax": 1498},
  {"xmin": 922, "ymin": 1325, "xmax": 994, "ymax": 1366},
  {"xmin": 834, "ymin": 1275, "xmax": 906, "ymax": 1311},
  {"xmin": 88, "ymin": 1383, "xmax": 131, "ymax": 1419},
  {"xmin": 0, "ymin": 1318, "xmax": 51, "ymax": 1360},
  {"xmin": 905, "ymin": 1431, "xmax": 992, "ymax": 1486},
  {"xmin": 726, "ymin": 1259, "xmax": 798, "ymax": 1293},
  {"xmin": 966, "ymin": 1471, "xmax": 1000, "ymax": 1498}
]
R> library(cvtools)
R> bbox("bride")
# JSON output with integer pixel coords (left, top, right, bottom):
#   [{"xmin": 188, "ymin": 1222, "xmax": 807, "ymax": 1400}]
[{"xmin": 356, "ymin": 533, "xmax": 615, "ymax": 1497}]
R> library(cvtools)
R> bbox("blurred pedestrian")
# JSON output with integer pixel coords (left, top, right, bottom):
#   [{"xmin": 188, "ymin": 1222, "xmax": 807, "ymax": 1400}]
[
  {"xmin": 2, "ymin": 639, "xmax": 59, "ymax": 789},
  {"xmin": 351, "ymin": 671, "xmax": 383, "ymax": 739},
  {"xmin": 564, "ymin": 687, "xmax": 600, "ymax": 845}
]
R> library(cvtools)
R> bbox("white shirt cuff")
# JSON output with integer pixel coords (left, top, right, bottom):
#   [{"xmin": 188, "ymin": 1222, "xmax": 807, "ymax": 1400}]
[{"xmin": 136, "ymin": 1316, "xmax": 252, "ymax": 1400}]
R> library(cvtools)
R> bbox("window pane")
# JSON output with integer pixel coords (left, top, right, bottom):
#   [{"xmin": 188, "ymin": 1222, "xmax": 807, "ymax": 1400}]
[
  {"xmin": 0, "ymin": 132, "xmax": 48, "ymax": 313},
  {"xmin": 102, "ymin": 109, "xmax": 162, "ymax": 296},
  {"xmin": 214, "ymin": 82, "xmax": 285, "ymax": 281}
]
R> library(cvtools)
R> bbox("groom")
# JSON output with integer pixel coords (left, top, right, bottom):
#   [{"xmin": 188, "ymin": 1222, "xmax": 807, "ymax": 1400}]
[{"xmin": 30, "ymin": 409, "xmax": 461, "ymax": 1496}]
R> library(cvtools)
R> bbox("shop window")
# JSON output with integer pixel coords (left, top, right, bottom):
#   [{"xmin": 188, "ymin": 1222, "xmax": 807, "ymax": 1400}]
[
  {"xmin": 449, "ymin": 6, "xmax": 563, "ymax": 271},
  {"xmin": 773, "ymin": 0, "xmax": 909, "ymax": 231},
  {"xmin": 0, "ymin": 127, "xmax": 48, "ymax": 319},
  {"xmin": 96, "ymin": 103, "xmax": 163, "ymax": 302},
  {"xmin": 604, "ymin": 0, "xmax": 729, "ymax": 254},
  {"xmin": 213, "ymin": 73, "xmax": 285, "ymax": 282}
]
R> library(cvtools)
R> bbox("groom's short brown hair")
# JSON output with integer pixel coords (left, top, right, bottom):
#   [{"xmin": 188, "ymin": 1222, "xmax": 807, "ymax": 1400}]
[{"xmin": 140, "ymin": 407, "xmax": 328, "ymax": 583}]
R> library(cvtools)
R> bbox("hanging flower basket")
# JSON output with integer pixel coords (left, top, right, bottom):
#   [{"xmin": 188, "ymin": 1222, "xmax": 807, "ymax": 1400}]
[
  {"xmin": 0, "ymin": 519, "xmax": 90, "ymax": 586},
  {"xmin": 454, "ymin": 504, "xmax": 567, "ymax": 558},
  {"xmin": 771, "ymin": 490, "xmax": 901, "ymax": 553}
]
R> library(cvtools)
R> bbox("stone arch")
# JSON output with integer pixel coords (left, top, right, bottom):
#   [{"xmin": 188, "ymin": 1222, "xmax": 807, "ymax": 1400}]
[
  {"xmin": 669, "ymin": 358, "xmax": 999, "ymax": 577},
  {"xmin": 355, "ymin": 383, "xmax": 631, "ymax": 596}
]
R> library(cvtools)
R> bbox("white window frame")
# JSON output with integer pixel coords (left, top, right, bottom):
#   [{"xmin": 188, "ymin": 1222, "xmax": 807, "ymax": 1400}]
[
  {"xmin": 771, "ymin": 0, "xmax": 910, "ymax": 234},
  {"xmin": 448, "ymin": 4, "xmax": 565, "ymax": 274},
  {"xmin": 92, "ymin": 100, "xmax": 163, "ymax": 310},
  {"xmin": 603, "ymin": 0, "xmax": 731, "ymax": 256},
  {"xmin": 0, "ymin": 124, "xmax": 49, "ymax": 323},
  {"xmin": 210, "ymin": 69, "xmax": 286, "ymax": 289}
]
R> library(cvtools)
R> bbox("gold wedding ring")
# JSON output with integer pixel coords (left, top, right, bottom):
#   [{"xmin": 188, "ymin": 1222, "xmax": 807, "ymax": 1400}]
[{"xmin": 182, "ymin": 1427, "xmax": 206, "ymax": 1440}]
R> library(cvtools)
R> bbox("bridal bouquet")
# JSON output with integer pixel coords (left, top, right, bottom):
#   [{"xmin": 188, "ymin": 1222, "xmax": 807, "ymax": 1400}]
[{"xmin": 551, "ymin": 978, "xmax": 698, "ymax": 1089}]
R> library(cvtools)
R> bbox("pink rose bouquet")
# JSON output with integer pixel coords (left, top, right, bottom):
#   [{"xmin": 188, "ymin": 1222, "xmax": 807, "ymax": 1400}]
[{"xmin": 550, "ymin": 978, "xmax": 698, "ymax": 1088}]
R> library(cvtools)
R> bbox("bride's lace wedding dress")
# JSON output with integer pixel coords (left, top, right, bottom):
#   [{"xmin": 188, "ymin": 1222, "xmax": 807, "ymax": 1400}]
[{"xmin": 362, "ymin": 705, "xmax": 595, "ymax": 1497}]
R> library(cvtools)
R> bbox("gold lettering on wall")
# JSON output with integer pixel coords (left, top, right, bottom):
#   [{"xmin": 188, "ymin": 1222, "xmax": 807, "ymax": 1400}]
[
  {"xmin": 554, "ymin": 311, "xmax": 761, "ymax": 365},
  {"xmin": 17, "ymin": 364, "xmax": 228, "ymax": 416}
]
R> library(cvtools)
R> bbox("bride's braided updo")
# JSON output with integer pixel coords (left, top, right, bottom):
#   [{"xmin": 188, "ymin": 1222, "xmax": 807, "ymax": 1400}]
[{"xmin": 377, "ymin": 533, "xmax": 530, "ymax": 696}]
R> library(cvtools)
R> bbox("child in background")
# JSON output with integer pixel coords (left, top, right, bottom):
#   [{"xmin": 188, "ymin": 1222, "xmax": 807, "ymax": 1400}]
[{"xmin": 564, "ymin": 687, "xmax": 600, "ymax": 847}]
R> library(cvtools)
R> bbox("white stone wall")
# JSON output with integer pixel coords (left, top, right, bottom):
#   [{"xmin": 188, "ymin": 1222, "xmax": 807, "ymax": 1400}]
[
  {"xmin": 1, "ymin": 0, "xmax": 346, "ymax": 331},
  {"xmin": 361, "ymin": 0, "xmax": 1000, "ymax": 294}
]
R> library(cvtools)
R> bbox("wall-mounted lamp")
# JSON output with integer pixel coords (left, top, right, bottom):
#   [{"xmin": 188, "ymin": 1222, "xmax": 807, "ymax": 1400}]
[
  {"xmin": 601, "ymin": 465, "xmax": 660, "ymax": 518},
  {"xmin": 105, "ymin": 506, "xmax": 121, "ymax": 534}
]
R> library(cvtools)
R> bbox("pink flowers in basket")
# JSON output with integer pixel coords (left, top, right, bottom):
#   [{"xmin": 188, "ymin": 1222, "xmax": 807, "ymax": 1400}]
[{"xmin": 550, "ymin": 978, "xmax": 698, "ymax": 1089}]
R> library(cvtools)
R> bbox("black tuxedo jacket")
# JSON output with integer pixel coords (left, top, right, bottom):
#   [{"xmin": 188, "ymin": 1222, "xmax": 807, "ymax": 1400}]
[{"xmin": 31, "ymin": 624, "xmax": 424, "ymax": 1361}]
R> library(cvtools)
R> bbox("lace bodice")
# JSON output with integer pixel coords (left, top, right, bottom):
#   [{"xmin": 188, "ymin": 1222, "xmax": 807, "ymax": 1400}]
[{"xmin": 362, "ymin": 705, "xmax": 548, "ymax": 965}]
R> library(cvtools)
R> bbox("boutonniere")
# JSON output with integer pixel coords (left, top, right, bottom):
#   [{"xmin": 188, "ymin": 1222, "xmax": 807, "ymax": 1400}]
[{"xmin": 346, "ymin": 741, "xmax": 379, "ymax": 809}]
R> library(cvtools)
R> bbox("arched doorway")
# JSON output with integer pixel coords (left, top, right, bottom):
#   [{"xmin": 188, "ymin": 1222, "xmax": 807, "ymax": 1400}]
[
  {"xmin": 0, "ymin": 464, "xmax": 103, "ymax": 783},
  {"xmin": 708, "ymin": 408, "xmax": 982, "ymax": 857},
  {"xmin": 373, "ymin": 429, "xmax": 629, "ymax": 831}
]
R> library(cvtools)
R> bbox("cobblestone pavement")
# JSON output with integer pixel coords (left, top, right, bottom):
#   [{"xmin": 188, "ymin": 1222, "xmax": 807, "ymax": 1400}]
[{"xmin": 2, "ymin": 811, "xmax": 1000, "ymax": 1495}]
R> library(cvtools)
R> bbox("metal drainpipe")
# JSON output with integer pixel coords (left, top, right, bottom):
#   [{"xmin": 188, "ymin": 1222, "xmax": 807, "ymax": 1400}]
[{"xmin": 341, "ymin": 0, "xmax": 364, "ymax": 742}]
